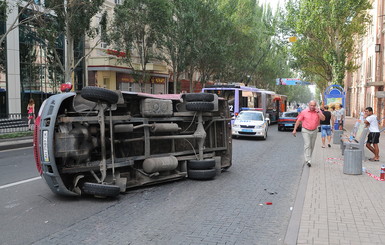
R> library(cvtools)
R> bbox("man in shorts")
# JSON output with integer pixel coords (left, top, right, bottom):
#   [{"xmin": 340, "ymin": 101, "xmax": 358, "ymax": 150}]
[{"xmin": 364, "ymin": 107, "xmax": 380, "ymax": 161}]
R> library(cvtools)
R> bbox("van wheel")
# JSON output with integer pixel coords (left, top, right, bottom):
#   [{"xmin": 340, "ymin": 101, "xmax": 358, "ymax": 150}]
[
  {"xmin": 186, "ymin": 102, "xmax": 214, "ymax": 112},
  {"xmin": 184, "ymin": 93, "xmax": 214, "ymax": 102},
  {"xmin": 82, "ymin": 182, "xmax": 120, "ymax": 197},
  {"xmin": 188, "ymin": 169, "xmax": 216, "ymax": 180},
  {"xmin": 188, "ymin": 159, "xmax": 216, "ymax": 170},
  {"xmin": 81, "ymin": 86, "xmax": 119, "ymax": 104}
]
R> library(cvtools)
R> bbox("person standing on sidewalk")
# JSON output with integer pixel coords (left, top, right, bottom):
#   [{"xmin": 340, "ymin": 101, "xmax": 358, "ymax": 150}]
[
  {"xmin": 364, "ymin": 107, "xmax": 380, "ymax": 161},
  {"xmin": 336, "ymin": 104, "xmax": 345, "ymax": 130},
  {"xmin": 27, "ymin": 98, "xmax": 35, "ymax": 130},
  {"xmin": 320, "ymin": 105, "xmax": 334, "ymax": 148},
  {"xmin": 292, "ymin": 100, "xmax": 326, "ymax": 167}
]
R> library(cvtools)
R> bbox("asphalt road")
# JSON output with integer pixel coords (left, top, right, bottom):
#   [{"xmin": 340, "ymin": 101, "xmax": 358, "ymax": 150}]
[{"xmin": 0, "ymin": 124, "xmax": 305, "ymax": 245}]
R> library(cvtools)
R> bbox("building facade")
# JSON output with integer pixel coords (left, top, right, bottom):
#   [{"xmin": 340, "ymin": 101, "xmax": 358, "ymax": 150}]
[
  {"xmin": 345, "ymin": 0, "xmax": 385, "ymax": 125},
  {"xmin": 0, "ymin": 0, "xmax": 171, "ymax": 116}
]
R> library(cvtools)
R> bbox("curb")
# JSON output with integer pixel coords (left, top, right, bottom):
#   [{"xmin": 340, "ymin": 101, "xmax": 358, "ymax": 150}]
[
  {"xmin": 0, "ymin": 137, "xmax": 33, "ymax": 151},
  {"xmin": 284, "ymin": 162, "xmax": 310, "ymax": 245}
]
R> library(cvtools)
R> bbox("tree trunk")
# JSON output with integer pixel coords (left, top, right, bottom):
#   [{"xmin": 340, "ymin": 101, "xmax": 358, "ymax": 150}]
[{"xmin": 65, "ymin": 10, "xmax": 74, "ymax": 87}]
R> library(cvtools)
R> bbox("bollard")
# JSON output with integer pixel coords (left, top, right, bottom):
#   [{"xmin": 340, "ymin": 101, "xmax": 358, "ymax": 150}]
[
  {"xmin": 380, "ymin": 165, "xmax": 385, "ymax": 180},
  {"xmin": 333, "ymin": 130, "xmax": 344, "ymax": 144},
  {"xmin": 343, "ymin": 149, "xmax": 362, "ymax": 175}
]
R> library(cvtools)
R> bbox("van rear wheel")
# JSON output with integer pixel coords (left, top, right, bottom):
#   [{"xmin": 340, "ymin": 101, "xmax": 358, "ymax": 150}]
[
  {"xmin": 184, "ymin": 93, "xmax": 214, "ymax": 102},
  {"xmin": 188, "ymin": 159, "xmax": 216, "ymax": 170},
  {"xmin": 81, "ymin": 86, "xmax": 119, "ymax": 104},
  {"xmin": 188, "ymin": 169, "xmax": 216, "ymax": 180},
  {"xmin": 186, "ymin": 102, "xmax": 214, "ymax": 112},
  {"xmin": 82, "ymin": 182, "xmax": 120, "ymax": 197}
]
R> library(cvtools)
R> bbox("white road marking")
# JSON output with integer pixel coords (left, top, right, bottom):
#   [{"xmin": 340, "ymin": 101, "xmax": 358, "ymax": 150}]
[{"xmin": 0, "ymin": 176, "xmax": 41, "ymax": 189}]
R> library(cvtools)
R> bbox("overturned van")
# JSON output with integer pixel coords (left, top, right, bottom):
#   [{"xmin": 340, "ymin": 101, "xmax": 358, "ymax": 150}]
[{"xmin": 34, "ymin": 87, "xmax": 232, "ymax": 197}]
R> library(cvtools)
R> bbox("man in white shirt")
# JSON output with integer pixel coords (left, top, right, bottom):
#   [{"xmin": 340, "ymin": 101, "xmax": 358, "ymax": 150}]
[
  {"xmin": 337, "ymin": 104, "xmax": 345, "ymax": 130},
  {"xmin": 364, "ymin": 107, "xmax": 380, "ymax": 161}
]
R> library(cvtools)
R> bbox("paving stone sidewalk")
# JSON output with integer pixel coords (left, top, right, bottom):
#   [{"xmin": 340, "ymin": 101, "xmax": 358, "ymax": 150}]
[{"xmin": 297, "ymin": 117, "xmax": 385, "ymax": 245}]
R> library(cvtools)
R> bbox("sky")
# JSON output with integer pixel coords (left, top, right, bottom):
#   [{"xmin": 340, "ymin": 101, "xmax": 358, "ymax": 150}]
[{"xmin": 259, "ymin": 0, "xmax": 286, "ymax": 12}]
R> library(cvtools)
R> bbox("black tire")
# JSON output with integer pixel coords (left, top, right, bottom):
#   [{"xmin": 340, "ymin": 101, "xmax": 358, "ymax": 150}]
[
  {"xmin": 188, "ymin": 168, "xmax": 216, "ymax": 180},
  {"xmin": 188, "ymin": 159, "xmax": 216, "ymax": 170},
  {"xmin": 184, "ymin": 93, "xmax": 214, "ymax": 102},
  {"xmin": 278, "ymin": 126, "xmax": 282, "ymax": 131},
  {"xmin": 82, "ymin": 182, "xmax": 120, "ymax": 197},
  {"xmin": 186, "ymin": 102, "xmax": 214, "ymax": 112},
  {"xmin": 81, "ymin": 86, "xmax": 119, "ymax": 104}
]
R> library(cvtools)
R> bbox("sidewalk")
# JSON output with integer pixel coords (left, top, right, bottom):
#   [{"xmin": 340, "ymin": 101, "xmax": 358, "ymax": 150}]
[{"xmin": 296, "ymin": 117, "xmax": 385, "ymax": 244}]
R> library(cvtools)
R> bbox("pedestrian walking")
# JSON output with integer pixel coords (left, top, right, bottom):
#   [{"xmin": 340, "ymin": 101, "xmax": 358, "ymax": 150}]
[
  {"xmin": 292, "ymin": 100, "xmax": 326, "ymax": 167},
  {"xmin": 27, "ymin": 98, "xmax": 35, "ymax": 130},
  {"xmin": 320, "ymin": 105, "xmax": 334, "ymax": 148},
  {"xmin": 330, "ymin": 105, "xmax": 337, "ymax": 129},
  {"xmin": 364, "ymin": 107, "xmax": 380, "ymax": 161}
]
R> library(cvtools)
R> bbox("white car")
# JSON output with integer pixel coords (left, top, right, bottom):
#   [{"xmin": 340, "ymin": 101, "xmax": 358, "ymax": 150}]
[{"xmin": 232, "ymin": 110, "xmax": 268, "ymax": 139}]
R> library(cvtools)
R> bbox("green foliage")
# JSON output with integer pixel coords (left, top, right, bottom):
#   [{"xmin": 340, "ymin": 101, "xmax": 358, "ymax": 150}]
[
  {"xmin": 0, "ymin": 1, "xmax": 6, "ymax": 23},
  {"xmin": 45, "ymin": 0, "xmax": 104, "ymax": 43},
  {"xmin": 111, "ymin": 0, "xmax": 171, "ymax": 81},
  {"xmin": 215, "ymin": 0, "xmax": 291, "ymax": 90},
  {"xmin": 38, "ymin": 0, "xmax": 105, "ymax": 85},
  {"xmin": 282, "ymin": 0, "xmax": 371, "ymax": 90},
  {"xmin": 0, "ymin": 131, "xmax": 33, "ymax": 139}
]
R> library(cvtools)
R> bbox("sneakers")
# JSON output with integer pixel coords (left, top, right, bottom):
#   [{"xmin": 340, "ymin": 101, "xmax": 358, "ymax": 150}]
[{"xmin": 306, "ymin": 161, "xmax": 311, "ymax": 167}]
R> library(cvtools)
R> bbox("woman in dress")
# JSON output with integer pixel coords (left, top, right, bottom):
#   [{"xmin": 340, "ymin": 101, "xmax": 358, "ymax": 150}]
[{"xmin": 27, "ymin": 99, "xmax": 35, "ymax": 130}]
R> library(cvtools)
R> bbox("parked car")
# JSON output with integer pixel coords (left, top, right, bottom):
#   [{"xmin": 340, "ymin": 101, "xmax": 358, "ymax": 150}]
[
  {"xmin": 232, "ymin": 110, "xmax": 268, "ymax": 139},
  {"xmin": 33, "ymin": 87, "xmax": 232, "ymax": 198},
  {"xmin": 277, "ymin": 111, "xmax": 300, "ymax": 131}
]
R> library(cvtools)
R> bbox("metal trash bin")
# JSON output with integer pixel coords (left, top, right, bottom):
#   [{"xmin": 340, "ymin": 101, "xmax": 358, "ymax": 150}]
[
  {"xmin": 343, "ymin": 149, "xmax": 362, "ymax": 175},
  {"xmin": 333, "ymin": 130, "xmax": 343, "ymax": 144}
]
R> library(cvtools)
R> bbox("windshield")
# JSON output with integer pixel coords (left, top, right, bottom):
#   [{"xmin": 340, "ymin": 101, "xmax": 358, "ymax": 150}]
[
  {"xmin": 282, "ymin": 112, "xmax": 298, "ymax": 117},
  {"xmin": 237, "ymin": 112, "xmax": 263, "ymax": 121}
]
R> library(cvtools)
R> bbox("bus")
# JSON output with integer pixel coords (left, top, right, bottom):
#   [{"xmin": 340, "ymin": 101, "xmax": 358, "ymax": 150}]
[{"xmin": 202, "ymin": 84, "xmax": 287, "ymax": 123}]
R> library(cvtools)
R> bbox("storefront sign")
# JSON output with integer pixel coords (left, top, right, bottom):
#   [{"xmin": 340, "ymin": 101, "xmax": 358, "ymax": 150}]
[
  {"xmin": 150, "ymin": 77, "xmax": 166, "ymax": 84},
  {"xmin": 106, "ymin": 49, "xmax": 126, "ymax": 57}
]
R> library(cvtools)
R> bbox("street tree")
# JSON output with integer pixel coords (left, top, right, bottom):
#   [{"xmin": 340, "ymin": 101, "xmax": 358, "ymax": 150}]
[
  {"xmin": 1, "ymin": 0, "xmax": 106, "ymax": 89},
  {"xmin": 0, "ymin": 0, "xmax": 48, "ymax": 73},
  {"xmin": 40, "ymin": 0, "xmax": 106, "ymax": 89},
  {"xmin": 0, "ymin": 0, "xmax": 42, "ymax": 47},
  {"xmin": 111, "ymin": 0, "xmax": 171, "ymax": 87},
  {"xmin": 216, "ymin": 0, "xmax": 285, "ymax": 89},
  {"xmin": 160, "ymin": 0, "xmax": 199, "ymax": 93},
  {"xmin": 283, "ymin": 0, "xmax": 371, "ymax": 91}
]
